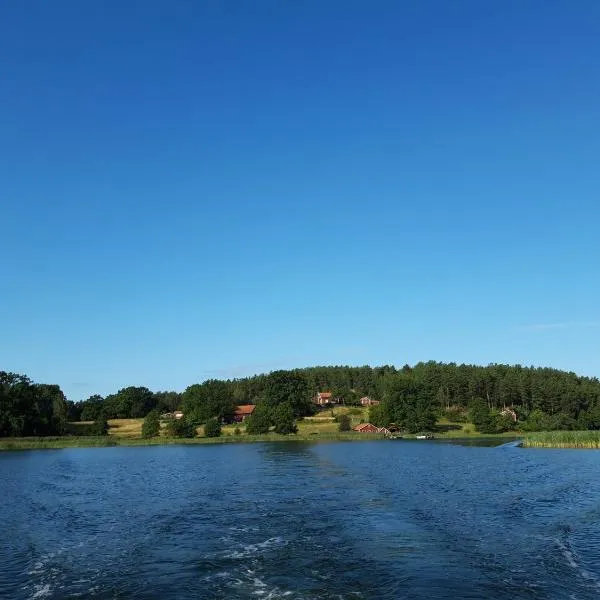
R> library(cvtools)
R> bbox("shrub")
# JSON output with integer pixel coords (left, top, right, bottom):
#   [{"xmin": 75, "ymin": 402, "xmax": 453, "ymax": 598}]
[
  {"xmin": 166, "ymin": 417, "xmax": 196, "ymax": 438},
  {"xmin": 245, "ymin": 406, "xmax": 272, "ymax": 435},
  {"xmin": 338, "ymin": 414, "xmax": 351, "ymax": 432},
  {"xmin": 92, "ymin": 413, "xmax": 109, "ymax": 436},
  {"xmin": 273, "ymin": 402, "xmax": 297, "ymax": 434},
  {"xmin": 234, "ymin": 427, "xmax": 241, "ymax": 436},
  {"xmin": 204, "ymin": 417, "xmax": 221, "ymax": 438},
  {"xmin": 142, "ymin": 410, "xmax": 160, "ymax": 438}
]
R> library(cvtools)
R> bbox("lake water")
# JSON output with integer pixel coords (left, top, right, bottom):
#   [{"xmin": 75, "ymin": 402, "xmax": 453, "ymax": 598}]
[{"xmin": 1, "ymin": 441, "xmax": 600, "ymax": 599}]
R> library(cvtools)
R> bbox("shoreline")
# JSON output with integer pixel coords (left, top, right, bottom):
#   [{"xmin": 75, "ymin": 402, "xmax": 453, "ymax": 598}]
[{"xmin": 0, "ymin": 432, "xmax": 519, "ymax": 451}]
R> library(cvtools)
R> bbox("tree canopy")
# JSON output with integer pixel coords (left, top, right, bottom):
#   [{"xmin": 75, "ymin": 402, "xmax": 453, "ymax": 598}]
[
  {"xmin": 0, "ymin": 372, "xmax": 69, "ymax": 437},
  {"xmin": 4, "ymin": 361, "xmax": 600, "ymax": 438}
]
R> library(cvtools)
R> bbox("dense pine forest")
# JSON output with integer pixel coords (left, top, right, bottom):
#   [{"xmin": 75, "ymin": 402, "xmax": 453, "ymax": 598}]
[{"xmin": 2, "ymin": 362, "xmax": 600, "ymax": 437}]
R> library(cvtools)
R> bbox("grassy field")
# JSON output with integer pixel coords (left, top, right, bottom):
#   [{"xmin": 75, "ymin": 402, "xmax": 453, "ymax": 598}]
[{"xmin": 523, "ymin": 430, "xmax": 600, "ymax": 449}]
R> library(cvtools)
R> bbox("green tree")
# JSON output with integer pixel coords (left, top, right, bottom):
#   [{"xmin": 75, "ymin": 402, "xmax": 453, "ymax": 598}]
[
  {"xmin": 142, "ymin": 410, "xmax": 160, "ymax": 438},
  {"xmin": 272, "ymin": 402, "xmax": 297, "ymax": 434},
  {"xmin": 80, "ymin": 395, "xmax": 105, "ymax": 421},
  {"xmin": 338, "ymin": 414, "xmax": 351, "ymax": 432},
  {"xmin": 166, "ymin": 417, "xmax": 196, "ymax": 438},
  {"xmin": 204, "ymin": 417, "xmax": 222, "ymax": 438},
  {"xmin": 469, "ymin": 398, "xmax": 493, "ymax": 433},
  {"xmin": 520, "ymin": 409, "xmax": 552, "ymax": 432},
  {"xmin": 264, "ymin": 371, "xmax": 312, "ymax": 416},
  {"xmin": 66, "ymin": 400, "xmax": 83, "ymax": 422},
  {"xmin": 111, "ymin": 386, "xmax": 156, "ymax": 419},
  {"xmin": 245, "ymin": 405, "xmax": 272, "ymax": 434},
  {"xmin": 182, "ymin": 380, "xmax": 235, "ymax": 425},
  {"xmin": 154, "ymin": 391, "xmax": 181, "ymax": 413},
  {"xmin": 92, "ymin": 412, "xmax": 109, "ymax": 436}
]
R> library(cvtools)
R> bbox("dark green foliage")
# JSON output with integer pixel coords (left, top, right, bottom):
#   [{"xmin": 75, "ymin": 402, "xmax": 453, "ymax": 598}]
[
  {"xmin": 369, "ymin": 403, "xmax": 390, "ymax": 427},
  {"xmin": 91, "ymin": 413, "xmax": 109, "ymax": 436},
  {"xmin": 142, "ymin": 410, "xmax": 160, "ymax": 438},
  {"xmin": 381, "ymin": 375, "xmax": 437, "ymax": 433},
  {"xmin": 204, "ymin": 417, "xmax": 221, "ymax": 438},
  {"xmin": 469, "ymin": 398, "xmax": 493, "ymax": 432},
  {"xmin": 0, "ymin": 372, "xmax": 69, "ymax": 437},
  {"xmin": 578, "ymin": 405, "xmax": 600, "ymax": 430},
  {"xmin": 103, "ymin": 387, "xmax": 156, "ymax": 419},
  {"xmin": 272, "ymin": 402, "xmax": 297, "ymax": 434},
  {"xmin": 80, "ymin": 395, "xmax": 105, "ymax": 421},
  {"xmin": 234, "ymin": 427, "xmax": 241, "ymax": 436},
  {"xmin": 245, "ymin": 405, "xmax": 272, "ymax": 434},
  {"xmin": 468, "ymin": 400, "xmax": 513, "ymax": 433},
  {"xmin": 154, "ymin": 391, "xmax": 181, "ymax": 413},
  {"xmin": 264, "ymin": 371, "xmax": 312, "ymax": 417},
  {"xmin": 182, "ymin": 380, "xmax": 236, "ymax": 425},
  {"xmin": 338, "ymin": 414, "xmax": 351, "ymax": 432},
  {"xmin": 166, "ymin": 417, "xmax": 196, "ymax": 438},
  {"xmin": 66, "ymin": 400, "xmax": 83, "ymax": 422}
]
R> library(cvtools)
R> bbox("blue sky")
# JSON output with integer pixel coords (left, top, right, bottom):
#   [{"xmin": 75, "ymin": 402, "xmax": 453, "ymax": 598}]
[{"xmin": 1, "ymin": 1, "xmax": 599, "ymax": 400}]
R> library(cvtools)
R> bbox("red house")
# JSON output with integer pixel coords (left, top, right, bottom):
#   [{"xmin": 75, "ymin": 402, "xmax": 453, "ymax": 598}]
[
  {"xmin": 233, "ymin": 404, "xmax": 256, "ymax": 422},
  {"xmin": 352, "ymin": 423, "xmax": 380, "ymax": 433},
  {"xmin": 313, "ymin": 392, "xmax": 333, "ymax": 406}
]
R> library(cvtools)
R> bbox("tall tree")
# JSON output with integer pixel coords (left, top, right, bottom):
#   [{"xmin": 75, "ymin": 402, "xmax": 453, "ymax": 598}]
[
  {"xmin": 264, "ymin": 371, "xmax": 311, "ymax": 416},
  {"xmin": 182, "ymin": 380, "xmax": 235, "ymax": 425}
]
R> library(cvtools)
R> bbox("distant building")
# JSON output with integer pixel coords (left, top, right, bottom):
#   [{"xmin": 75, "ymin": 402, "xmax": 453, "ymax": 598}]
[
  {"xmin": 353, "ymin": 423, "xmax": 390, "ymax": 434},
  {"xmin": 352, "ymin": 423, "xmax": 380, "ymax": 433},
  {"xmin": 313, "ymin": 392, "xmax": 334, "ymax": 406},
  {"xmin": 360, "ymin": 397, "xmax": 380, "ymax": 406},
  {"xmin": 500, "ymin": 407, "xmax": 517, "ymax": 422},
  {"xmin": 161, "ymin": 411, "xmax": 184, "ymax": 420},
  {"xmin": 233, "ymin": 404, "xmax": 256, "ymax": 422}
]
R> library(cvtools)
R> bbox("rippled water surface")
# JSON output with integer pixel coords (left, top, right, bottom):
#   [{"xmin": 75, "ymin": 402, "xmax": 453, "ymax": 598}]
[{"xmin": 2, "ymin": 441, "xmax": 600, "ymax": 599}]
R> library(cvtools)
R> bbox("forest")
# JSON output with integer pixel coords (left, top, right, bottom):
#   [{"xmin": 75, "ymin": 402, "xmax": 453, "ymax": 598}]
[{"xmin": 2, "ymin": 362, "xmax": 600, "ymax": 437}]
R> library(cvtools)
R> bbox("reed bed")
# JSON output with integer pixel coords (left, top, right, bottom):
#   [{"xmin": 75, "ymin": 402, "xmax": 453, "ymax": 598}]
[{"xmin": 523, "ymin": 430, "xmax": 600, "ymax": 449}]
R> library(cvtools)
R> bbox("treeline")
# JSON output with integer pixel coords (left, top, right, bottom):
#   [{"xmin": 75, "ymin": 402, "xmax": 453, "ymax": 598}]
[
  {"xmin": 67, "ymin": 362, "xmax": 600, "ymax": 434},
  {"xmin": 3, "ymin": 362, "xmax": 600, "ymax": 437},
  {"xmin": 74, "ymin": 389, "xmax": 181, "ymax": 421},
  {"xmin": 0, "ymin": 372, "xmax": 69, "ymax": 436}
]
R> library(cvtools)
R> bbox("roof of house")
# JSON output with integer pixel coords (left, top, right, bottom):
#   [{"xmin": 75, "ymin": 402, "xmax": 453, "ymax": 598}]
[
  {"xmin": 318, "ymin": 392, "xmax": 332, "ymax": 399},
  {"xmin": 353, "ymin": 422, "xmax": 379, "ymax": 432},
  {"xmin": 234, "ymin": 404, "xmax": 256, "ymax": 416}
]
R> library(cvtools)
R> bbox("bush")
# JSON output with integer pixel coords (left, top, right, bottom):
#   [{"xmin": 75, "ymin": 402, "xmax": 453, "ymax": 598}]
[
  {"xmin": 142, "ymin": 410, "xmax": 160, "ymax": 438},
  {"xmin": 166, "ymin": 417, "xmax": 196, "ymax": 438},
  {"xmin": 204, "ymin": 417, "xmax": 221, "ymax": 438},
  {"xmin": 91, "ymin": 414, "xmax": 109, "ymax": 436},
  {"xmin": 234, "ymin": 427, "xmax": 241, "ymax": 436},
  {"xmin": 338, "ymin": 414, "xmax": 351, "ymax": 432}
]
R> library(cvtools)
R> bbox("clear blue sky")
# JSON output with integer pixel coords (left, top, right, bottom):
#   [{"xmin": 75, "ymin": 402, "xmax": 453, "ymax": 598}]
[{"xmin": 1, "ymin": 1, "xmax": 599, "ymax": 400}]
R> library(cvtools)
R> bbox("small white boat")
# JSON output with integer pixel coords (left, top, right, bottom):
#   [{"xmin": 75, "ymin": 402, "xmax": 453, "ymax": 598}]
[{"xmin": 416, "ymin": 434, "xmax": 434, "ymax": 440}]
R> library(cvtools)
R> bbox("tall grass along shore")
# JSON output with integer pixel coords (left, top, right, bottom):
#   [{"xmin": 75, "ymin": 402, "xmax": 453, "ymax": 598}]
[{"xmin": 523, "ymin": 430, "xmax": 600, "ymax": 449}]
